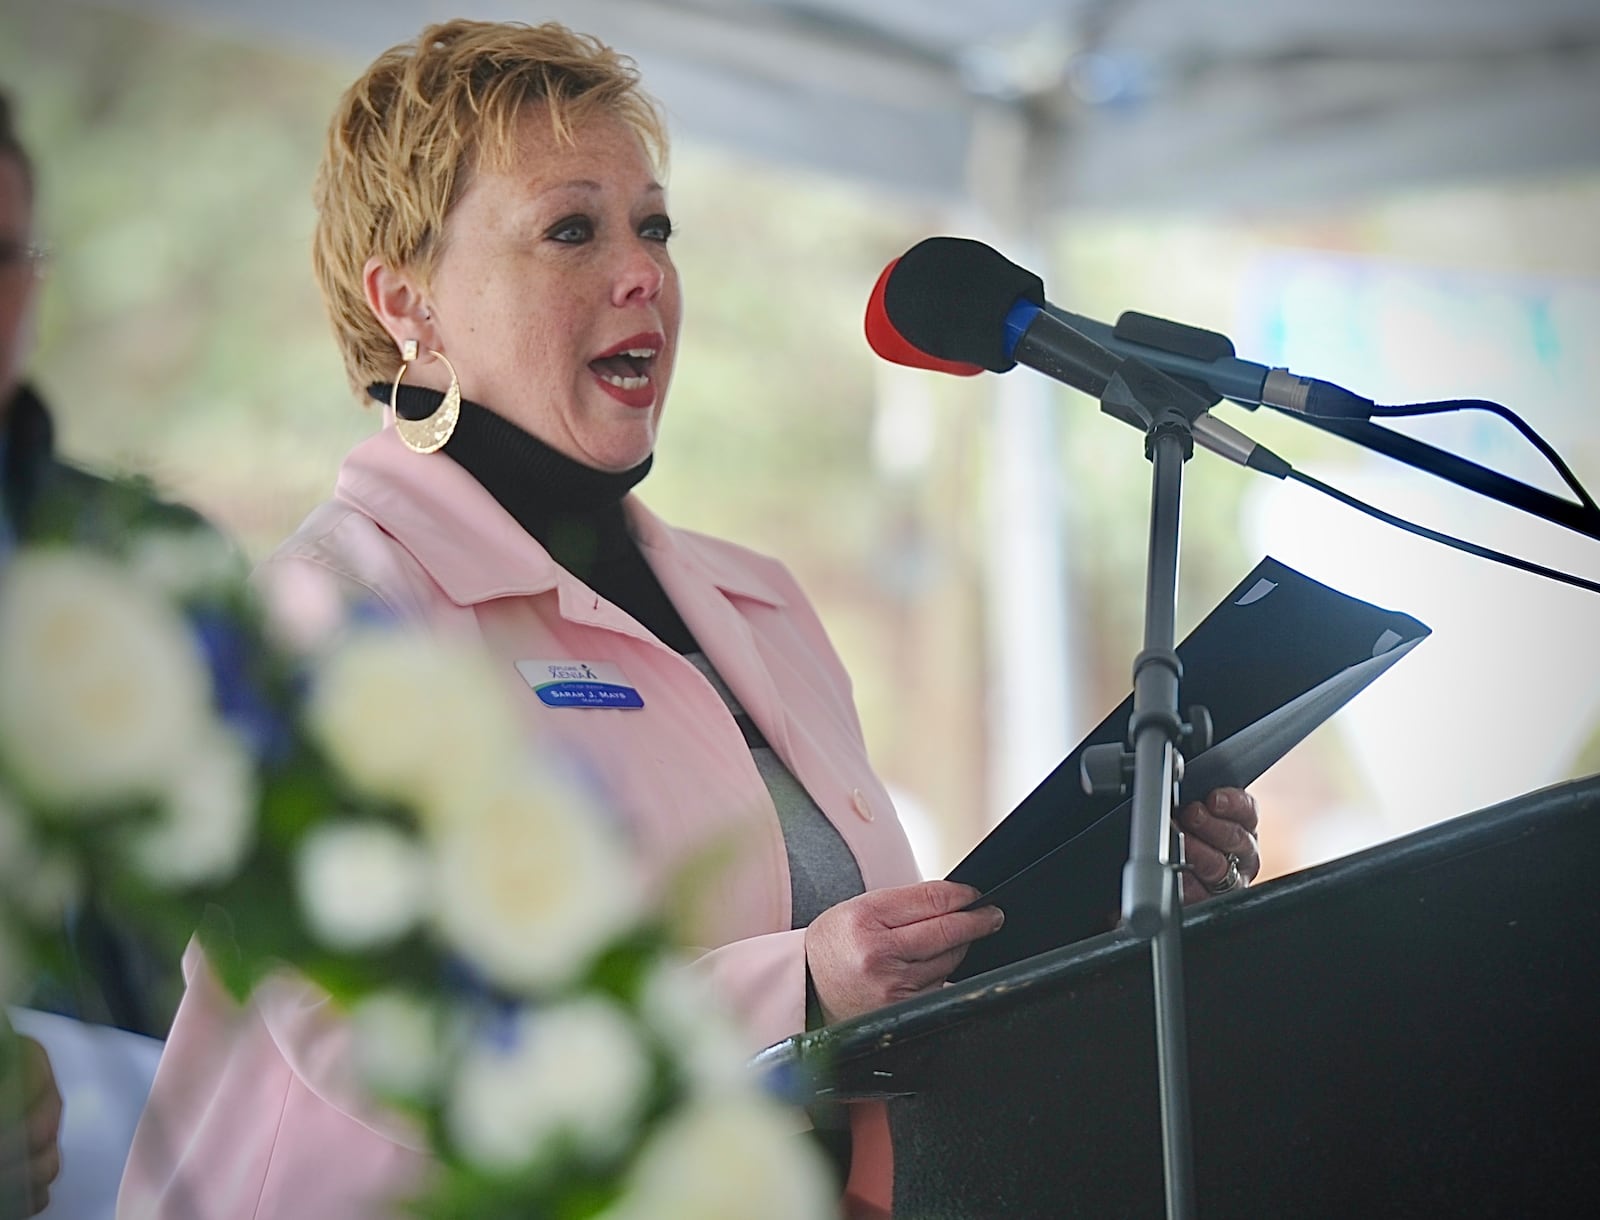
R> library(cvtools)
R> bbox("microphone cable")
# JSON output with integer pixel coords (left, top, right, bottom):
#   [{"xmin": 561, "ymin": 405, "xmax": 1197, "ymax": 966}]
[
  {"xmin": 1363, "ymin": 397, "xmax": 1598, "ymax": 514},
  {"xmin": 1273, "ymin": 464, "xmax": 1600, "ymax": 599}
]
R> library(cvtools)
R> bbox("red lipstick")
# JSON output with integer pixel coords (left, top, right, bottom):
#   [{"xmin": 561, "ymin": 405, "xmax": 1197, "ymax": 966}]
[{"xmin": 588, "ymin": 331, "xmax": 664, "ymax": 409}]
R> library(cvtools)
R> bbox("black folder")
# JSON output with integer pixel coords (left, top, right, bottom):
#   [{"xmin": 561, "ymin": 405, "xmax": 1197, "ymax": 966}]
[{"xmin": 947, "ymin": 556, "xmax": 1428, "ymax": 980}]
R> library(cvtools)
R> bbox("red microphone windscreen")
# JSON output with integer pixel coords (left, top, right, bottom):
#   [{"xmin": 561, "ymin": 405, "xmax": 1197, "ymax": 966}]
[{"xmin": 864, "ymin": 258, "xmax": 984, "ymax": 377}]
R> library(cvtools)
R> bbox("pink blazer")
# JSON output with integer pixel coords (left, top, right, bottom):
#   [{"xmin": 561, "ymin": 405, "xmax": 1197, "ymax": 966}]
[{"xmin": 119, "ymin": 426, "xmax": 919, "ymax": 1218}]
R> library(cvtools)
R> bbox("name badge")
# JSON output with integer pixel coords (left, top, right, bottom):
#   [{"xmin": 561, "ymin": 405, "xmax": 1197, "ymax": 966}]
[{"xmin": 516, "ymin": 659, "xmax": 645, "ymax": 710}]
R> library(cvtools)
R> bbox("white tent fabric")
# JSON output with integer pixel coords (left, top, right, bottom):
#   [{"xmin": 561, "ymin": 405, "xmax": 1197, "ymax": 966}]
[{"xmin": 95, "ymin": 0, "xmax": 1600, "ymax": 212}]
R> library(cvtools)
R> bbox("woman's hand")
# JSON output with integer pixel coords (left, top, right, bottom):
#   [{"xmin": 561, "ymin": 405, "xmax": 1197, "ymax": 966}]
[
  {"xmin": 0, "ymin": 1035, "xmax": 63, "ymax": 1218},
  {"xmin": 805, "ymin": 881, "xmax": 1005, "ymax": 1025},
  {"xmin": 1176, "ymin": 786, "xmax": 1261, "ymax": 903}
]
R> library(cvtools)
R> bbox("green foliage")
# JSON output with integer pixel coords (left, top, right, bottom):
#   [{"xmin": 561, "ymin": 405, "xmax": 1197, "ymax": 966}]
[{"xmin": 0, "ymin": 528, "xmax": 819, "ymax": 1216}]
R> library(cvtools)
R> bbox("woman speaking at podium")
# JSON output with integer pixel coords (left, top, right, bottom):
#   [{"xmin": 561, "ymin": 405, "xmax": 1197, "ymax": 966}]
[{"xmin": 118, "ymin": 19, "xmax": 1260, "ymax": 1218}]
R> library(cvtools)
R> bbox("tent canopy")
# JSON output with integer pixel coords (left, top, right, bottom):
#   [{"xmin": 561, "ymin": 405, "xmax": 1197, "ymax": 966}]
[{"xmin": 99, "ymin": 0, "xmax": 1600, "ymax": 212}]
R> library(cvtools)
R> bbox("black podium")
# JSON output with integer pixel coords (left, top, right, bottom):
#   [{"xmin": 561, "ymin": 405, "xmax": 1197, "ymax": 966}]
[{"xmin": 776, "ymin": 775, "xmax": 1600, "ymax": 1218}]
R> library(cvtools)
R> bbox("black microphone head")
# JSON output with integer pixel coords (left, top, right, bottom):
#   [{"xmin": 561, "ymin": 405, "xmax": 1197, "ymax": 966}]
[{"xmin": 882, "ymin": 237, "xmax": 1044, "ymax": 373}]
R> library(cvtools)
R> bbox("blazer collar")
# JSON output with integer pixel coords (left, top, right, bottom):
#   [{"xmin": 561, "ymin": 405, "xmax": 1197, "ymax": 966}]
[{"xmin": 336, "ymin": 427, "xmax": 786, "ymax": 610}]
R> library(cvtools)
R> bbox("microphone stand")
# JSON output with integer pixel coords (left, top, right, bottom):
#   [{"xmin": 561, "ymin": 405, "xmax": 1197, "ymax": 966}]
[{"xmin": 1080, "ymin": 358, "xmax": 1219, "ymax": 1220}]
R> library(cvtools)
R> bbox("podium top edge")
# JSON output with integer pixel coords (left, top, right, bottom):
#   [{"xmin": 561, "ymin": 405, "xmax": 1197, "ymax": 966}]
[{"xmin": 775, "ymin": 772, "xmax": 1600, "ymax": 1071}]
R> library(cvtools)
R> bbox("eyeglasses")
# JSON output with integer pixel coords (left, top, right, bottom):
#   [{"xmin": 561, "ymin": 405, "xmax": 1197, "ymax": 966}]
[{"xmin": 0, "ymin": 237, "xmax": 51, "ymax": 279}]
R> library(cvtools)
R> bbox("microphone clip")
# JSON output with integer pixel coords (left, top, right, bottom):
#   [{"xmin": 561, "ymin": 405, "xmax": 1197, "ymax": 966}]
[{"xmin": 1099, "ymin": 357, "xmax": 1214, "ymax": 462}]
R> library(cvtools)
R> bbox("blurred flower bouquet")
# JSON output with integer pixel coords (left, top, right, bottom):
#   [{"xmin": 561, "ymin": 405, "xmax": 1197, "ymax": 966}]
[{"xmin": 0, "ymin": 531, "xmax": 833, "ymax": 1220}]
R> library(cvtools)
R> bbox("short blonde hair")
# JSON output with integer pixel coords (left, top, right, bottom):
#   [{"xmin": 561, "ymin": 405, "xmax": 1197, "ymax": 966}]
[{"xmin": 313, "ymin": 20, "xmax": 668, "ymax": 393}]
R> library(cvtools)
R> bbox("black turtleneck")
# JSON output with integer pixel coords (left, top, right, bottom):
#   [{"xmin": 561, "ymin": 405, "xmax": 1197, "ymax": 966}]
[{"xmin": 373, "ymin": 383, "xmax": 699, "ymax": 654}]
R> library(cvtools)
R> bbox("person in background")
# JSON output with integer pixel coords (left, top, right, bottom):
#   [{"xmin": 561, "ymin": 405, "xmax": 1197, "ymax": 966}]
[
  {"xmin": 0, "ymin": 82, "xmax": 60, "ymax": 1220},
  {"xmin": 2, "ymin": 86, "xmax": 200, "ymax": 1042},
  {"xmin": 2, "ymin": 83, "xmax": 211, "ymax": 1219},
  {"xmin": 0, "ymin": 84, "xmax": 48, "ymax": 565},
  {"xmin": 0, "ymin": 95, "xmax": 204, "ymax": 573},
  {"xmin": 119, "ymin": 22, "xmax": 1262, "ymax": 1219}
]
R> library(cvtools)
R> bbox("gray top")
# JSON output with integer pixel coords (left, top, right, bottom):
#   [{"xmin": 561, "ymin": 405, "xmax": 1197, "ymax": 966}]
[{"xmin": 686, "ymin": 652, "xmax": 865, "ymax": 929}]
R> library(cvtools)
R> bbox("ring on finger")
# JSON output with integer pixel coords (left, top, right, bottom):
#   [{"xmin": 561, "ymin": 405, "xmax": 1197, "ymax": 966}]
[{"xmin": 1205, "ymin": 852, "xmax": 1243, "ymax": 895}]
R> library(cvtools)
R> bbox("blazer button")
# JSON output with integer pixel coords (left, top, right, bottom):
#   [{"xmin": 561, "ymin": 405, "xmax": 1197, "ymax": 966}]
[{"xmin": 850, "ymin": 788, "xmax": 875, "ymax": 822}]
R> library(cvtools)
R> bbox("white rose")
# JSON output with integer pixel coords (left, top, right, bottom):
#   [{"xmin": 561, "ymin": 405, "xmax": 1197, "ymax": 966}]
[
  {"xmin": 447, "ymin": 998, "xmax": 651, "ymax": 1172},
  {"xmin": 351, "ymin": 989, "xmax": 442, "ymax": 1101},
  {"xmin": 127, "ymin": 529, "xmax": 241, "ymax": 599},
  {"xmin": 294, "ymin": 820, "xmax": 429, "ymax": 951},
  {"xmin": 14, "ymin": 850, "xmax": 84, "ymax": 925},
  {"xmin": 432, "ymin": 766, "xmax": 641, "ymax": 990},
  {"xmin": 128, "ymin": 725, "xmax": 258, "ymax": 888},
  {"xmin": 606, "ymin": 1096, "xmax": 836, "ymax": 1220},
  {"xmin": 308, "ymin": 630, "xmax": 527, "ymax": 818},
  {"xmin": 0, "ymin": 551, "xmax": 212, "ymax": 808},
  {"xmin": 639, "ymin": 958, "xmax": 756, "ymax": 1098},
  {"xmin": 0, "ymin": 786, "xmax": 84, "ymax": 924}
]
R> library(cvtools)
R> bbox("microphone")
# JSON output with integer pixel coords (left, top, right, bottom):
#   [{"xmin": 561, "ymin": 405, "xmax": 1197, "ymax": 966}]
[
  {"xmin": 868, "ymin": 236, "xmax": 1121, "ymax": 395},
  {"xmin": 866, "ymin": 237, "xmax": 1290, "ymax": 478},
  {"xmin": 1039, "ymin": 305, "xmax": 1376, "ymax": 421}
]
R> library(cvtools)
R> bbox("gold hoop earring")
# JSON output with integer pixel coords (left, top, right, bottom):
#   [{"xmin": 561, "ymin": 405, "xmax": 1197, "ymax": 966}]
[{"xmin": 390, "ymin": 339, "xmax": 461, "ymax": 454}]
